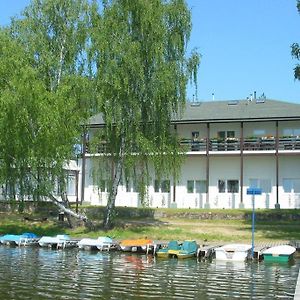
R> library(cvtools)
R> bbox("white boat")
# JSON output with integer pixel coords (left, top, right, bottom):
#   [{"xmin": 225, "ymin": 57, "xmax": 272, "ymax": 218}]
[
  {"xmin": 215, "ymin": 244, "xmax": 252, "ymax": 261},
  {"xmin": 0, "ymin": 233, "xmax": 39, "ymax": 246},
  {"xmin": 78, "ymin": 237, "xmax": 116, "ymax": 251},
  {"xmin": 38, "ymin": 234, "xmax": 77, "ymax": 249},
  {"xmin": 262, "ymin": 245, "xmax": 296, "ymax": 262}
]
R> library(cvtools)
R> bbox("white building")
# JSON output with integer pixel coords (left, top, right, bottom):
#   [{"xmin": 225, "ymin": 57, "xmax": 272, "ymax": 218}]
[{"xmin": 79, "ymin": 98, "xmax": 300, "ymax": 210}]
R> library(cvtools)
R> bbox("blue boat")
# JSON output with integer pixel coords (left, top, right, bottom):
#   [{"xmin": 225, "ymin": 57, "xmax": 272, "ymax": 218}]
[{"xmin": 0, "ymin": 232, "xmax": 39, "ymax": 246}]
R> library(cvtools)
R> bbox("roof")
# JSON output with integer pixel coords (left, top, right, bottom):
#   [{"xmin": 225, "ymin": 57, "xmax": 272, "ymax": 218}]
[{"xmin": 87, "ymin": 99, "xmax": 300, "ymax": 127}]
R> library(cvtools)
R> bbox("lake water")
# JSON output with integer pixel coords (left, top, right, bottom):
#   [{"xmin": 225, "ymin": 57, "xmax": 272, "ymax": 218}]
[{"xmin": 0, "ymin": 247, "xmax": 298, "ymax": 299}]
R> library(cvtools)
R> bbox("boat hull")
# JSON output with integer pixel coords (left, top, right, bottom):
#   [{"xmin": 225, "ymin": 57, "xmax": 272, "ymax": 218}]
[
  {"xmin": 263, "ymin": 254, "xmax": 293, "ymax": 263},
  {"xmin": 215, "ymin": 244, "xmax": 252, "ymax": 261}
]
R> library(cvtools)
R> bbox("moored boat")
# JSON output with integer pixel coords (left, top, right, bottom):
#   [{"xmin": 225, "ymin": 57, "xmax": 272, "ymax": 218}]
[
  {"xmin": 78, "ymin": 236, "xmax": 117, "ymax": 251},
  {"xmin": 262, "ymin": 245, "xmax": 296, "ymax": 262},
  {"xmin": 156, "ymin": 240, "xmax": 181, "ymax": 258},
  {"xmin": 215, "ymin": 244, "xmax": 252, "ymax": 261},
  {"xmin": 0, "ymin": 232, "xmax": 39, "ymax": 246},
  {"xmin": 119, "ymin": 238, "xmax": 155, "ymax": 253},
  {"xmin": 38, "ymin": 234, "xmax": 77, "ymax": 249},
  {"xmin": 168, "ymin": 240, "xmax": 198, "ymax": 259}
]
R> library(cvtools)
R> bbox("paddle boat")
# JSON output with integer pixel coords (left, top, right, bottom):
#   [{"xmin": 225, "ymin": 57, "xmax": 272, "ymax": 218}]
[
  {"xmin": 215, "ymin": 244, "xmax": 252, "ymax": 261},
  {"xmin": 78, "ymin": 236, "xmax": 117, "ymax": 251},
  {"xmin": 119, "ymin": 238, "xmax": 156, "ymax": 254},
  {"xmin": 38, "ymin": 234, "xmax": 77, "ymax": 249},
  {"xmin": 168, "ymin": 240, "xmax": 198, "ymax": 259},
  {"xmin": 0, "ymin": 232, "xmax": 39, "ymax": 246},
  {"xmin": 156, "ymin": 240, "xmax": 181, "ymax": 258},
  {"xmin": 262, "ymin": 245, "xmax": 296, "ymax": 262}
]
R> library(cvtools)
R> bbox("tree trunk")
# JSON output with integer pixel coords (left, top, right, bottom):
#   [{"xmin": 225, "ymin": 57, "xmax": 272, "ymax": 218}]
[
  {"xmin": 103, "ymin": 137, "xmax": 125, "ymax": 229},
  {"xmin": 47, "ymin": 193, "xmax": 94, "ymax": 229}
]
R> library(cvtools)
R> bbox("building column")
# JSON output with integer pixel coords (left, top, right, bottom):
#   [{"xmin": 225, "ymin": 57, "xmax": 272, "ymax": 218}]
[
  {"xmin": 204, "ymin": 123, "xmax": 210, "ymax": 208},
  {"xmin": 171, "ymin": 124, "xmax": 177, "ymax": 208},
  {"xmin": 80, "ymin": 129, "xmax": 87, "ymax": 204},
  {"xmin": 239, "ymin": 121, "xmax": 244, "ymax": 208},
  {"xmin": 275, "ymin": 120, "xmax": 280, "ymax": 209}
]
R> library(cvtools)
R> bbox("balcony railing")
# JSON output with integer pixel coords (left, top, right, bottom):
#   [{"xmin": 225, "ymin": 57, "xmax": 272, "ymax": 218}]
[
  {"xmin": 84, "ymin": 136, "xmax": 300, "ymax": 154},
  {"xmin": 179, "ymin": 136, "xmax": 300, "ymax": 153}
]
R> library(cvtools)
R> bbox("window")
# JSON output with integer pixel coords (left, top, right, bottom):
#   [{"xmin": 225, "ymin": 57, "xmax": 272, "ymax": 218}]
[
  {"xmin": 249, "ymin": 178, "xmax": 271, "ymax": 193},
  {"xmin": 228, "ymin": 180, "xmax": 239, "ymax": 193},
  {"xmin": 283, "ymin": 179, "xmax": 300, "ymax": 193},
  {"xmin": 283, "ymin": 128, "xmax": 300, "ymax": 137},
  {"xmin": 187, "ymin": 180, "xmax": 194, "ymax": 193},
  {"xmin": 227, "ymin": 131, "xmax": 235, "ymax": 138},
  {"xmin": 154, "ymin": 180, "xmax": 170, "ymax": 193},
  {"xmin": 192, "ymin": 131, "xmax": 199, "ymax": 140},
  {"xmin": 218, "ymin": 179, "xmax": 239, "ymax": 193},
  {"xmin": 217, "ymin": 131, "xmax": 226, "ymax": 139},
  {"xmin": 154, "ymin": 180, "xmax": 160, "ymax": 193},
  {"xmin": 67, "ymin": 174, "xmax": 76, "ymax": 196},
  {"xmin": 217, "ymin": 131, "xmax": 235, "ymax": 139},
  {"xmin": 188, "ymin": 180, "xmax": 207, "ymax": 193},
  {"xmin": 253, "ymin": 129, "xmax": 266, "ymax": 136},
  {"xmin": 218, "ymin": 180, "xmax": 225, "ymax": 193}
]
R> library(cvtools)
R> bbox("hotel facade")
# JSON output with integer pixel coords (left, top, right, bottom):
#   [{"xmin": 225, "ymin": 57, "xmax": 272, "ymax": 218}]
[{"xmin": 78, "ymin": 98, "xmax": 300, "ymax": 210}]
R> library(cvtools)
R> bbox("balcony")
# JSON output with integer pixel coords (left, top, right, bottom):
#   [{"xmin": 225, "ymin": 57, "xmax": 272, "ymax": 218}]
[
  {"xmin": 179, "ymin": 136, "xmax": 300, "ymax": 153},
  {"xmin": 84, "ymin": 136, "xmax": 300, "ymax": 155}
]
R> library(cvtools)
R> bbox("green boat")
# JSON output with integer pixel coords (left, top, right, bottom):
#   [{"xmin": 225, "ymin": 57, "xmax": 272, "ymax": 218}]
[
  {"xmin": 168, "ymin": 240, "xmax": 198, "ymax": 259},
  {"xmin": 262, "ymin": 245, "xmax": 296, "ymax": 262},
  {"xmin": 156, "ymin": 240, "xmax": 181, "ymax": 258}
]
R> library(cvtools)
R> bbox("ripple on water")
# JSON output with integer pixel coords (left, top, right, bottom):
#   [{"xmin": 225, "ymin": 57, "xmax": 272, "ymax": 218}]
[{"xmin": 0, "ymin": 248, "xmax": 298, "ymax": 299}]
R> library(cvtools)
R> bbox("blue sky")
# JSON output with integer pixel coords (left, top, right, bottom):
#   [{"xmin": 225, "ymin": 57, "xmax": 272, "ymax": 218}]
[{"xmin": 1, "ymin": 0, "xmax": 300, "ymax": 103}]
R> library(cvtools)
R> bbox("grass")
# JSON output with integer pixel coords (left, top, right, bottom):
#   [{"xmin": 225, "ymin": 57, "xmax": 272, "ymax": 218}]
[{"xmin": 0, "ymin": 211, "xmax": 300, "ymax": 244}]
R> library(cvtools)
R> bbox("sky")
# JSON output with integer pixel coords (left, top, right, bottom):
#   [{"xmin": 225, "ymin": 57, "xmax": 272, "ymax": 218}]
[{"xmin": 0, "ymin": 0, "xmax": 300, "ymax": 103}]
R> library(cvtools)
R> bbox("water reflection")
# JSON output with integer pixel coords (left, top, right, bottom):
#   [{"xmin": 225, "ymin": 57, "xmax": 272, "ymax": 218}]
[{"xmin": 0, "ymin": 247, "xmax": 298, "ymax": 299}]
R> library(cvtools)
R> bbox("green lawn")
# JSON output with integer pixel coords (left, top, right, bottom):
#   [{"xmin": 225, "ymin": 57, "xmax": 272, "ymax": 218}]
[{"xmin": 0, "ymin": 211, "xmax": 299, "ymax": 244}]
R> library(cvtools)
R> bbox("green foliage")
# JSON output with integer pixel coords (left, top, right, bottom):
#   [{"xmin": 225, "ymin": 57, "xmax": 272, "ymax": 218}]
[
  {"xmin": 292, "ymin": 1, "xmax": 300, "ymax": 80},
  {"xmin": 0, "ymin": 0, "xmax": 94, "ymax": 201},
  {"xmin": 89, "ymin": 0, "xmax": 200, "ymax": 220}
]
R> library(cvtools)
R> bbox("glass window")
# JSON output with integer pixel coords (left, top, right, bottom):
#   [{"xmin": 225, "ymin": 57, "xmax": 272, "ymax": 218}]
[
  {"xmin": 227, "ymin": 131, "xmax": 235, "ymax": 138},
  {"xmin": 253, "ymin": 129, "xmax": 266, "ymax": 136},
  {"xmin": 196, "ymin": 180, "xmax": 207, "ymax": 193},
  {"xmin": 161, "ymin": 180, "xmax": 170, "ymax": 193},
  {"xmin": 217, "ymin": 131, "xmax": 226, "ymax": 139},
  {"xmin": 249, "ymin": 179, "xmax": 259, "ymax": 189},
  {"xmin": 218, "ymin": 180, "xmax": 225, "ymax": 193},
  {"xmin": 192, "ymin": 131, "xmax": 199, "ymax": 140},
  {"xmin": 249, "ymin": 178, "xmax": 271, "ymax": 193},
  {"xmin": 187, "ymin": 180, "xmax": 194, "ymax": 193},
  {"xmin": 283, "ymin": 179, "xmax": 292, "ymax": 193},
  {"xmin": 227, "ymin": 180, "xmax": 239, "ymax": 193},
  {"xmin": 260, "ymin": 179, "xmax": 271, "ymax": 193},
  {"xmin": 283, "ymin": 129, "xmax": 300, "ymax": 137},
  {"xmin": 67, "ymin": 174, "xmax": 76, "ymax": 196},
  {"xmin": 154, "ymin": 180, "xmax": 160, "ymax": 193}
]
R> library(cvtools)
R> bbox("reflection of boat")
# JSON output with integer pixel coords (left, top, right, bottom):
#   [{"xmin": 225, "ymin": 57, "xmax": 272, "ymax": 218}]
[
  {"xmin": 119, "ymin": 239, "xmax": 155, "ymax": 253},
  {"xmin": 168, "ymin": 240, "xmax": 198, "ymax": 259},
  {"xmin": 78, "ymin": 236, "xmax": 117, "ymax": 251},
  {"xmin": 38, "ymin": 234, "xmax": 77, "ymax": 249},
  {"xmin": 156, "ymin": 240, "xmax": 181, "ymax": 258},
  {"xmin": 262, "ymin": 245, "xmax": 296, "ymax": 262},
  {"xmin": 0, "ymin": 232, "xmax": 39, "ymax": 246},
  {"xmin": 215, "ymin": 244, "xmax": 252, "ymax": 261}
]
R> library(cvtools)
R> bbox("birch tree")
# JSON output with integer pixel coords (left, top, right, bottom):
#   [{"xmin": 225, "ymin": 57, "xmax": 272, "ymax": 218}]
[
  {"xmin": 90, "ymin": 0, "xmax": 200, "ymax": 228},
  {"xmin": 0, "ymin": 0, "xmax": 94, "ymax": 226}
]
